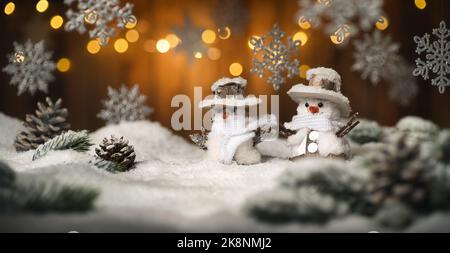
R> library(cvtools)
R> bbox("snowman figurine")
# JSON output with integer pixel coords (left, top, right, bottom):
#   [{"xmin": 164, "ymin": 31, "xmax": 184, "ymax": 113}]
[
  {"xmin": 284, "ymin": 67, "xmax": 352, "ymax": 159},
  {"xmin": 198, "ymin": 77, "xmax": 276, "ymax": 165}
]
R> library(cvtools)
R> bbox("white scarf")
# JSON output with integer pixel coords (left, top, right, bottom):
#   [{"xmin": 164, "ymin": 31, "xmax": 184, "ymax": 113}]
[{"xmin": 284, "ymin": 114, "xmax": 342, "ymax": 132}]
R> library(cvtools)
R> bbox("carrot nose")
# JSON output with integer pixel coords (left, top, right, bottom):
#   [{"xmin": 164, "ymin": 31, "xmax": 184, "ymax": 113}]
[
  {"xmin": 308, "ymin": 106, "xmax": 319, "ymax": 114},
  {"xmin": 222, "ymin": 112, "xmax": 228, "ymax": 119}
]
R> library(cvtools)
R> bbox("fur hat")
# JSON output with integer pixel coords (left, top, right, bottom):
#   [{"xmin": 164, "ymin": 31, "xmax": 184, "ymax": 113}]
[
  {"xmin": 200, "ymin": 77, "xmax": 261, "ymax": 108},
  {"xmin": 287, "ymin": 67, "xmax": 351, "ymax": 116}
]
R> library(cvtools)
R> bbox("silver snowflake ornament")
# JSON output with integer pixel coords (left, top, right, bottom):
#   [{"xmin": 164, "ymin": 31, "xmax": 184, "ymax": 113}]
[
  {"xmin": 98, "ymin": 84, "xmax": 153, "ymax": 125},
  {"xmin": 351, "ymin": 31, "xmax": 401, "ymax": 85},
  {"xmin": 297, "ymin": 0, "xmax": 385, "ymax": 43},
  {"xmin": 250, "ymin": 24, "xmax": 301, "ymax": 91},
  {"xmin": 2, "ymin": 40, "xmax": 55, "ymax": 96},
  {"xmin": 413, "ymin": 21, "xmax": 450, "ymax": 94},
  {"xmin": 64, "ymin": 0, "xmax": 137, "ymax": 46}
]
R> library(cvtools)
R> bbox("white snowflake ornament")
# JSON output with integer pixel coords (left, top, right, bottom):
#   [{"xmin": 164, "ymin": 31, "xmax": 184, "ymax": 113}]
[
  {"xmin": 250, "ymin": 24, "xmax": 301, "ymax": 91},
  {"xmin": 297, "ymin": 0, "xmax": 385, "ymax": 43},
  {"xmin": 64, "ymin": 0, "xmax": 137, "ymax": 46},
  {"xmin": 2, "ymin": 40, "xmax": 55, "ymax": 96},
  {"xmin": 351, "ymin": 31, "xmax": 401, "ymax": 85},
  {"xmin": 98, "ymin": 84, "xmax": 153, "ymax": 125},
  {"xmin": 413, "ymin": 21, "xmax": 450, "ymax": 94}
]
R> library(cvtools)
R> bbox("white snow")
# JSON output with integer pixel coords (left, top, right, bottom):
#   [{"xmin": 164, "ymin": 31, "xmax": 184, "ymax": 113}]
[{"xmin": 1, "ymin": 112, "xmax": 449, "ymax": 232}]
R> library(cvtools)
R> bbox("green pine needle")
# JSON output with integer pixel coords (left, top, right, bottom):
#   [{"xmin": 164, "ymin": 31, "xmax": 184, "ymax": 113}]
[
  {"xmin": 33, "ymin": 130, "xmax": 93, "ymax": 161},
  {"xmin": 91, "ymin": 158, "xmax": 126, "ymax": 173}
]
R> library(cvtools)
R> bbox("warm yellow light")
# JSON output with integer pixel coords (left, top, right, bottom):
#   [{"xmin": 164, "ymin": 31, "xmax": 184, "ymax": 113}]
[
  {"xmin": 248, "ymin": 36, "xmax": 260, "ymax": 50},
  {"xmin": 194, "ymin": 52, "xmax": 203, "ymax": 59},
  {"xmin": 4, "ymin": 2, "xmax": 15, "ymax": 15},
  {"xmin": 202, "ymin": 29, "xmax": 217, "ymax": 44},
  {"xmin": 299, "ymin": 65, "xmax": 310, "ymax": 79},
  {"xmin": 415, "ymin": 0, "xmax": 426, "ymax": 10},
  {"xmin": 56, "ymin": 58, "xmax": 71, "ymax": 72},
  {"xmin": 86, "ymin": 40, "xmax": 101, "ymax": 54},
  {"xmin": 293, "ymin": 31, "xmax": 308, "ymax": 46},
  {"xmin": 298, "ymin": 18, "xmax": 311, "ymax": 30},
  {"xmin": 217, "ymin": 26, "xmax": 231, "ymax": 40},
  {"xmin": 125, "ymin": 29, "xmax": 139, "ymax": 43},
  {"xmin": 156, "ymin": 39, "xmax": 170, "ymax": 53},
  {"xmin": 166, "ymin": 34, "xmax": 180, "ymax": 48},
  {"xmin": 229, "ymin": 63, "xmax": 243, "ymax": 76},
  {"xmin": 125, "ymin": 19, "xmax": 137, "ymax": 29},
  {"xmin": 207, "ymin": 47, "xmax": 221, "ymax": 61},
  {"xmin": 143, "ymin": 40, "xmax": 156, "ymax": 53},
  {"xmin": 330, "ymin": 35, "xmax": 344, "ymax": 45},
  {"xmin": 36, "ymin": 0, "xmax": 49, "ymax": 13},
  {"xmin": 50, "ymin": 15, "xmax": 64, "ymax": 29},
  {"xmin": 376, "ymin": 16, "xmax": 389, "ymax": 30},
  {"xmin": 114, "ymin": 38, "xmax": 128, "ymax": 53}
]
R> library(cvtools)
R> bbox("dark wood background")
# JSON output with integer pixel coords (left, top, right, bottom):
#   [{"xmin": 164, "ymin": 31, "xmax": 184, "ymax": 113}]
[{"xmin": 0, "ymin": 0, "xmax": 449, "ymax": 139}]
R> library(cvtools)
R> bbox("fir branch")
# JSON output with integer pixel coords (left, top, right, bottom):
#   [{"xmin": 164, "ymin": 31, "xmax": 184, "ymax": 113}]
[
  {"xmin": 91, "ymin": 158, "xmax": 126, "ymax": 173},
  {"xmin": 32, "ymin": 130, "xmax": 93, "ymax": 161}
]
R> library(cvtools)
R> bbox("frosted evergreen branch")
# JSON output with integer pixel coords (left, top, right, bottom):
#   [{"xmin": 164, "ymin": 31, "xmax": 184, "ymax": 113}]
[
  {"xmin": 33, "ymin": 130, "xmax": 93, "ymax": 160},
  {"xmin": 91, "ymin": 158, "xmax": 126, "ymax": 173}
]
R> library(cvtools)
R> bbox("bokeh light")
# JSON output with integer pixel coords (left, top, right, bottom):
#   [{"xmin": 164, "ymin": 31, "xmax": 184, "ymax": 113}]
[
  {"xmin": 57, "ymin": 58, "xmax": 71, "ymax": 72},
  {"xmin": 86, "ymin": 40, "xmax": 101, "ymax": 54},
  {"xmin": 166, "ymin": 34, "xmax": 180, "ymax": 48},
  {"xmin": 299, "ymin": 64, "xmax": 310, "ymax": 79},
  {"xmin": 202, "ymin": 29, "xmax": 217, "ymax": 44},
  {"xmin": 194, "ymin": 52, "xmax": 203, "ymax": 59},
  {"xmin": 4, "ymin": 2, "xmax": 15, "ymax": 15},
  {"xmin": 156, "ymin": 39, "xmax": 170, "ymax": 53},
  {"xmin": 248, "ymin": 36, "xmax": 260, "ymax": 50},
  {"xmin": 376, "ymin": 16, "xmax": 389, "ymax": 30},
  {"xmin": 229, "ymin": 63, "xmax": 243, "ymax": 76},
  {"xmin": 125, "ymin": 29, "xmax": 139, "ymax": 43},
  {"xmin": 415, "ymin": 0, "xmax": 426, "ymax": 10},
  {"xmin": 293, "ymin": 31, "xmax": 308, "ymax": 46},
  {"xmin": 50, "ymin": 15, "xmax": 64, "ymax": 30},
  {"xmin": 114, "ymin": 38, "xmax": 129, "ymax": 53},
  {"xmin": 207, "ymin": 47, "xmax": 221, "ymax": 61},
  {"xmin": 36, "ymin": 0, "xmax": 49, "ymax": 13},
  {"xmin": 125, "ymin": 19, "xmax": 137, "ymax": 29},
  {"xmin": 217, "ymin": 26, "xmax": 231, "ymax": 40},
  {"xmin": 298, "ymin": 18, "xmax": 311, "ymax": 30}
]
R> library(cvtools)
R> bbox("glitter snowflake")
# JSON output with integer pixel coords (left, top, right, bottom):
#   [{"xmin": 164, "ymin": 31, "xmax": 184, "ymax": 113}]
[
  {"xmin": 64, "ymin": 0, "xmax": 137, "ymax": 46},
  {"xmin": 250, "ymin": 24, "xmax": 301, "ymax": 91},
  {"xmin": 172, "ymin": 15, "xmax": 207, "ymax": 62},
  {"xmin": 351, "ymin": 31, "xmax": 401, "ymax": 85},
  {"xmin": 2, "ymin": 40, "xmax": 55, "ymax": 96},
  {"xmin": 98, "ymin": 84, "xmax": 153, "ymax": 125},
  {"xmin": 413, "ymin": 21, "xmax": 450, "ymax": 94},
  {"xmin": 297, "ymin": 0, "xmax": 385, "ymax": 43}
]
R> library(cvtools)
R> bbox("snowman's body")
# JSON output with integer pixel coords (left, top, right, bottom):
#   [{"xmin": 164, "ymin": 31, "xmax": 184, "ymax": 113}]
[
  {"xmin": 207, "ymin": 109, "xmax": 261, "ymax": 165},
  {"xmin": 285, "ymin": 98, "xmax": 350, "ymax": 158}
]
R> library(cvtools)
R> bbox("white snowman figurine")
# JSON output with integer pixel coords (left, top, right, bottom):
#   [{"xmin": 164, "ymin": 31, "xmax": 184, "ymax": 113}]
[
  {"xmin": 284, "ymin": 67, "xmax": 352, "ymax": 159},
  {"xmin": 199, "ymin": 77, "xmax": 276, "ymax": 165}
]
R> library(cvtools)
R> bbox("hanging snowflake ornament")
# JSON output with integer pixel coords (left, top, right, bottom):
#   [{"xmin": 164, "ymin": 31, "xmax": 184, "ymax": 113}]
[
  {"xmin": 297, "ymin": 0, "xmax": 385, "ymax": 43},
  {"xmin": 98, "ymin": 84, "xmax": 153, "ymax": 125},
  {"xmin": 413, "ymin": 21, "xmax": 450, "ymax": 94},
  {"xmin": 2, "ymin": 40, "xmax": 55, "ymax": 96},
  {"xmin": 250, "ymin": 24, "xmax": 301, "ymax": 91},
  {"xmin": 351, "ymin": 31, "xmax": 401, "ymax": 85},
  {"xmin": 64, "ymin": 0, "xmax": 137, "ymax": 46},
  {"xmin": 172, "ymin": 15, "xmax": 207, "ymax": 62}
]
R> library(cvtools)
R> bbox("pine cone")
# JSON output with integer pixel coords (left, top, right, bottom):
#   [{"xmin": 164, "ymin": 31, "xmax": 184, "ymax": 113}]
[
  {"xmin": 15, "ymin": 97, "xmax": 70, "ymax": 152},
  {"xmin": 95, "ymin": 136, "xmax": 136, "ymax": 171},
  {"xmin": 367, "ymin": 134, "xmax": 431, "ymax": 210}
]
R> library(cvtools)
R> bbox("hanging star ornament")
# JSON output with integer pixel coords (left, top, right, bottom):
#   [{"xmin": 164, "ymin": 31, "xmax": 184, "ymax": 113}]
[
  {"xmin": 250, "ymin": 24, "xmax": 301, "ymax": 91},
  {"xmin": 172, "ymin": 15, "xmax": 207, "ymax": 63},
  {"xmin": 413, "ymin": 21, "xmax": 450, "ymax": 94}
]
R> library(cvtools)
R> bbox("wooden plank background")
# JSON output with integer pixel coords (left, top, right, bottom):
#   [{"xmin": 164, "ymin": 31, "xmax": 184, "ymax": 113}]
[{"xmin": 0, "ymin": 0, "xmax": 449, "ymax": 140}]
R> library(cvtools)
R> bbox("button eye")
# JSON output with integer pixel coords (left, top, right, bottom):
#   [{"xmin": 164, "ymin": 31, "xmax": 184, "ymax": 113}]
[
  {"xmin": 318, "ymin": 102, "xmax": 323, "ymax": 108},
  {"xmin": 305, "ymin": 102, "xmax": 309, "ymax": 107}
]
